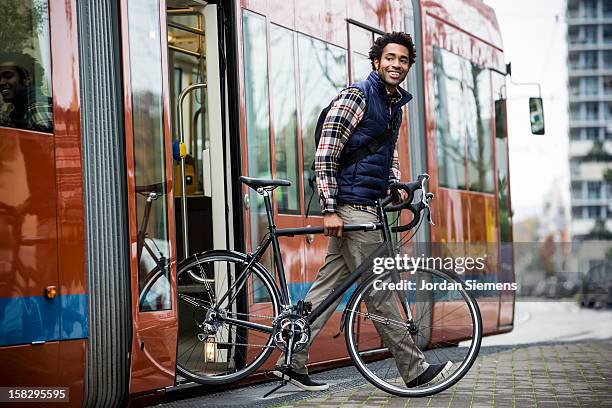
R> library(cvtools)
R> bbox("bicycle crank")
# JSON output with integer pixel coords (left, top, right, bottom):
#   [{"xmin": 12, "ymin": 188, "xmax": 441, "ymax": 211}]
[{"xmin": 272, "ymin": 313, "xmax": 311, "ymax": 353}]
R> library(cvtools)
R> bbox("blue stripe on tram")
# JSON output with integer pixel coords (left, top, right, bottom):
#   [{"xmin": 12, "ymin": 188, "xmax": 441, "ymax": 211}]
[{"xmin": 0, "ymin": 294, "xmax": 88, "ymax": 347}]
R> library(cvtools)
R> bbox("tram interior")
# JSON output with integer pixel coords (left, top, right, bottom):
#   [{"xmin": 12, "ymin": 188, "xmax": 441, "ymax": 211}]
[
  {"xmin": 167, "ymin": 1, "xmax": 222, "ymax": 259},
  {"xmin": 167, "ymin": 0, "xmax": 234, "ymax": 375}
]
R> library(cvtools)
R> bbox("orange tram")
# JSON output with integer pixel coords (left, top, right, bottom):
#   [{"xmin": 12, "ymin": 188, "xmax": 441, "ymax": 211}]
[{"xmin": 0, "ymin": 0, "xmax": 514, "ymax": 405}]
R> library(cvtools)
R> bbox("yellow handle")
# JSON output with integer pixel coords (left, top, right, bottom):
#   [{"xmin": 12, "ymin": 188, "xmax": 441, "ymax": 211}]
[{"xmin": 179, "ymin": 142, "xmax": 187, "ymax": 159}]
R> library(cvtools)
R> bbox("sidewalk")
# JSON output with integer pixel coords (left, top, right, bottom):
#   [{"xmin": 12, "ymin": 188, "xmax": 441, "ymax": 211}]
[
  {"xmin": 274, "ymin": 340, "xmax": 612, "ymax": 408},
  {"xmin": 161, "ymin": 339, "xmax": 612, "ymax": 408}
]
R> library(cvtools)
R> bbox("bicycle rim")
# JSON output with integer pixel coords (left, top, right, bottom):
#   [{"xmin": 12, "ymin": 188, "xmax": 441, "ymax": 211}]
[
  {"xmin": 345, "ymin": 267, "xmax": 482, "ymax": 397},
  {"xmin": 176, "ymin": 251, "xmax": 281, "ymax": 384}
]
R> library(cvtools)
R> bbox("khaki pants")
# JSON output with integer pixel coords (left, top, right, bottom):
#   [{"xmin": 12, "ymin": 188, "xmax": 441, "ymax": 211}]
[{"xmin": 277, "ymin": 205, "xmax": 428, "ymax": 383}]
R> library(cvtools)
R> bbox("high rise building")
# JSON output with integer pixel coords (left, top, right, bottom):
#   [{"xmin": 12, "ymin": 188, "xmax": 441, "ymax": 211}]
[{"xmin": 566, "ymin": 0, "xmax": 612, "ymax": 256}]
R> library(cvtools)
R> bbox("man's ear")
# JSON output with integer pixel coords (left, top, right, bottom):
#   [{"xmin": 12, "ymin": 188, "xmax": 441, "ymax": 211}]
[{"xmin": 373, "ymin": 59, "xmax": 380, "ymax": 70}]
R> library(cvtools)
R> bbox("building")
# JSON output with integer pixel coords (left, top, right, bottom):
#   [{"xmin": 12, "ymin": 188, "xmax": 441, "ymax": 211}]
[{"xmin": 566, "ymin": 0, "xmax": 612, "ymax": 270}]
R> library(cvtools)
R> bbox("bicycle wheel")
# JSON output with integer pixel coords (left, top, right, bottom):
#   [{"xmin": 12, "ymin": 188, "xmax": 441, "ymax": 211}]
[
  {"xmin": 176, "ymin": 250, "xmax": 282, "ymax": 384},
  {"xmin": 344, "ymin": 267, "xmax": 482, "ymax": 397}
]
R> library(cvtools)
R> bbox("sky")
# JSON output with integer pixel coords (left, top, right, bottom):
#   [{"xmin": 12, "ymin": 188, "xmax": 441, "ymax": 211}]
[{"xmin": 485, "ymin": 0, "xmax": 569, "ymax": 223}]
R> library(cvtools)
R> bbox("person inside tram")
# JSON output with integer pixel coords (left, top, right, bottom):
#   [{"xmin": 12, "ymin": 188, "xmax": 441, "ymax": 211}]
[
  {"xmin": 0, "ymin": 52, "xmax": 53, "ymax": 133},
  {"xmin": 274, "ymin": 32, "xmax": 451, "ymax": 391}
]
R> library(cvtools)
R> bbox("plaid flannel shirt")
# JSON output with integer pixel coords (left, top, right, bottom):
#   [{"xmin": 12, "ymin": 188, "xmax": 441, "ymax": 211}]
[
  {"xmin": 7, "ymin": 88, "xmax": 53, "ymax": 133},
  {"xmin": 315, "ymin": 87, "xmax": 402, "ymax": 214}
]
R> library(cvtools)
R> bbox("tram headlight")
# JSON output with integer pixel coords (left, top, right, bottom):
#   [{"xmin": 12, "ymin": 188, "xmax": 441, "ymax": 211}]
[{"xmin": 205, "ymin": 336, "xmax": 216, "ymax": 362}]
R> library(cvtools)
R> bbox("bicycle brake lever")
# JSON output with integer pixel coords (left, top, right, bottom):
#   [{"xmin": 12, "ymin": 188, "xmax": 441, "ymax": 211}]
[
  {"xmin": 426, "ymin": 207, "xmax": 435, "ymax": 226},
  {"xmin": 424, "ymin": 192, "xmax": 435, "ymax": 226}
]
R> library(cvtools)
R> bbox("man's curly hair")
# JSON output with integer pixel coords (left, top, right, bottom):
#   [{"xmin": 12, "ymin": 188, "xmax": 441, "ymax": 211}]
[
  {"xmin": 368, "ymin": 31, "xmax": 417, "ymax": 70},
  {"xmin": 0, "ymin": 52, "xmax": 43, "ymax": 84}
]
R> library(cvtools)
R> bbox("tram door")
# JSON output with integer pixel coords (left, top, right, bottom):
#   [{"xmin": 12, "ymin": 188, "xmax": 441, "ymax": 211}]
[
  {"xmin": 168, "ymin": 3, "xmax": 227, "ymax": 260},
  {"xmin": 167, "ymin": 1, "xmax": 231, "ymax": 379}
]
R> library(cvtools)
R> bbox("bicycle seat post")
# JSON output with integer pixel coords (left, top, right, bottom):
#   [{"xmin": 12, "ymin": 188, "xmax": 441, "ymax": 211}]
[
  {"xmin": 256, "ymin": 186, "xmax": 292, "ymax": 306},
  {"xmin": 258, "ymin": 187, "xmax": 276, "ymax": 232}
]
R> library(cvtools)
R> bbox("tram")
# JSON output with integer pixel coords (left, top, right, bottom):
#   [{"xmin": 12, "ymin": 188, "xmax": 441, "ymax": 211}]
[{"xmin": 0, "ymin": 0, "xmax": 514, "ymax": 405}]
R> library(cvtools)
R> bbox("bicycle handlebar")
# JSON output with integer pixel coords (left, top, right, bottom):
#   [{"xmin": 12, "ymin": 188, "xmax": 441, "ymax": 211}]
[
  {"xmin": 384, "ymin": 173, "xmax": 428, "ymax": 212},
  {"xmin": 381, "ymin": 173, "xmax": 435, "ymax": 233}
]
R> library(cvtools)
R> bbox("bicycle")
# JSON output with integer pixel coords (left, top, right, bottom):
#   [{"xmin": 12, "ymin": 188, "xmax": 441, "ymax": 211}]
[
  {"xmin": 175, "ymin": 174, "xmax": 482, "ymax": 397},
  {"xmin": 134, "ymin": 182, "xmax": 171, "ymax": 311}
]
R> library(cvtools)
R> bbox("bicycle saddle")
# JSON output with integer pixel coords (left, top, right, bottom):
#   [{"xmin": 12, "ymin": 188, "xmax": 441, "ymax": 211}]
[{"xmin": 240, "ymin": 176, "xmax": 291, "ymax": 190}]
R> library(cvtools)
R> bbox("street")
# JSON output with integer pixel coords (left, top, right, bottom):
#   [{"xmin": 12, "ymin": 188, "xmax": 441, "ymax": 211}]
[
  {"xmin": 159, "ymin": 300, "xmax": 612, "ymax": 407},
  {"xmin": 481, "ymin": 300, "xmax": 612, "ymax": 346}
]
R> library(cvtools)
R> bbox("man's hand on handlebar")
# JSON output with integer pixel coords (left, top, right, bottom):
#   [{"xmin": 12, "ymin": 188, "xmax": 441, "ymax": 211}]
[
  {"xmin": 323, "ymin": 212, "xmax": 344, "ymax": 237},
  {"xmin": 388, "ymin": 188, "xmax": 408, "ymax": 204}
]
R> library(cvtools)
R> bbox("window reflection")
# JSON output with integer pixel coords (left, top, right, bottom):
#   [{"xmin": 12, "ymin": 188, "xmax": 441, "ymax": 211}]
[
  {"xmin": 433, "ymin": 48, "xmax": 466, "ymax": 189},
  {"xmin": 433, "ymin": 47, "xmax": 494, "ymax": 193},
  {"xmin": 243, "ymin": 11, "xmax": 273, "ymax": 302},
  {"xmin": 493, "ymin": 72, "xmax": 511, "ymax": 242},
  {"xmin": 298, "ymin": 35, "xmax": 347, "ymax": 214},
  {"xmin": 271, "ymin": 25, "xmax": 300, "ymax": 213},
  {"xmin": 0, "ymin": 0, "xmax": 53, "ymax": 133},
  {"xmin": 349, "ymin": 25, "xmax": 374, "ymax": 82},
  {"xmin": 466, "ymin": 65, "xmax": 493, "ymax": 193},
  {"xmin": 128, "ymin": 0, "xmax": 171, "ymax": 311},
  {"xmin": 352, "ymin": 52, "xmax": 372, "ymax": 83}
]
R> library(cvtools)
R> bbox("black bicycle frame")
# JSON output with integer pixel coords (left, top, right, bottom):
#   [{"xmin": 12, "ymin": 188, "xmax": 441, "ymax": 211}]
[{"xmin": 216, "ymin": 189, "xmax": 400, "ymax": 334}]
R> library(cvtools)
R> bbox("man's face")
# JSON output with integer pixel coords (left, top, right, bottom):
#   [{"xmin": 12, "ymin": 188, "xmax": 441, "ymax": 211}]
[
  {"xmin": 0, "ymin": 66, "xmax": 26, "ymax": 103},
  {"xmin": 374, "ymin": 43, "xmax": 410, "ymax": 89}
]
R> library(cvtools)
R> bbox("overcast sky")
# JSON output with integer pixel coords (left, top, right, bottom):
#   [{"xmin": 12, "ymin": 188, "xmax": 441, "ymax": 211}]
[{"xmin": 485, "ymin": 0, "xmax": 569, "ymax": 222}]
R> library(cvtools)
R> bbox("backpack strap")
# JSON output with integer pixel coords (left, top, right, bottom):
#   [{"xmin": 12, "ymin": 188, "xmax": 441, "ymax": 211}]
[
  {"xmin": 338, "ymin": 125, "xmax": 393, "ymax": 168},
  {"xmin": 306, "ymin": 123, "xmax": 393, "ymax": 218}
]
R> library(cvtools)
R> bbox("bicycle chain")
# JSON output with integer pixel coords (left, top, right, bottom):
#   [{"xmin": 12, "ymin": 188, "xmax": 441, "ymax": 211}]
[
  {"xmin": 222, "ymin": 310, "xmax": 276, "ymax": 320},
  {"xmin": 180, "ymin": 295, "xmax": 275, "ymax": 320},
  {"xmin": 214, "ymin": 341, "xmax": 275, "ymax": 349}
]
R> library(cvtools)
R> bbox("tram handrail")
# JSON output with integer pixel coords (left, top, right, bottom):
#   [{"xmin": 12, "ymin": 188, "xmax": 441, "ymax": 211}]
[{"xmin": 177, "ymin": 83, "xmax": 207, "ymax": 259}]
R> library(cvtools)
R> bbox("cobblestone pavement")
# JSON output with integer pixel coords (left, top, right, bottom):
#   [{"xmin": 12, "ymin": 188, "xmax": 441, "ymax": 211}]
[{"xmin": 161, "ymin": 339, "xmax": 612, "ymax": 408}]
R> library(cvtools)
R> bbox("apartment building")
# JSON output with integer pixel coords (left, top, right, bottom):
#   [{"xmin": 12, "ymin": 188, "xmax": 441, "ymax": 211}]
[{"xmin": 567, "ymin": 0, "xmax": 612, "ymax": 254}]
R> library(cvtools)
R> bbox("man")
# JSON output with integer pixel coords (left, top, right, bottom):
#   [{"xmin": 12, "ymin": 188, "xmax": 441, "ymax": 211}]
[
  {"xmin": 0, "ymin": 52, "xmax": 53, "ymax": 133},
  {"xmin": 274, "ymin": 32, "xmax": 450, "ymax": 391}
]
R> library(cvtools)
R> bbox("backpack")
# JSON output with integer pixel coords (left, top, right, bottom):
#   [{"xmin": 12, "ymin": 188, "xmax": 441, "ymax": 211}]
[{"xmin": 306, "ymin": 92, "xmax": 394, "ymax": 217}]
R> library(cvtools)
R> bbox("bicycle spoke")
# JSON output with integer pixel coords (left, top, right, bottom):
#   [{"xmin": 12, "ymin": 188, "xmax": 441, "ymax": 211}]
[
  {"xmin": 176, "ymin": 253, "xmax": 279, "ymax": 384},
  {"xmin": 345, "ymin": 267, "xmax": 482, "ymax": 396}
]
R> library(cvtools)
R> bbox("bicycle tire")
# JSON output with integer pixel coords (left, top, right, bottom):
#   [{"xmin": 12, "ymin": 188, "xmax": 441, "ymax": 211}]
[
  {"xmin": 175, "ymin": 250, "xmax": 282, "ymax": 384},
  {"xmin": 344, "ymin": 267, "xmax": 482, "ymax": 397},
  {"xmin": 138, "ymin": 264, "xmax": 169, "ymax": 311}
]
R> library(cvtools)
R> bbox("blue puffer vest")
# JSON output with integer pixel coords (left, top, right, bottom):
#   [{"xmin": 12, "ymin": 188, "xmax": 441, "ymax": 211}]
[{"xmin": 336, "ymin": 71, "xmax": 413, "ymax": 206}]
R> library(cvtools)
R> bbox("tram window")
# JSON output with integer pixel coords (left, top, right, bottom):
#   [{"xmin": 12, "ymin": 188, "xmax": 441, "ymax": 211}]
[
  {"xmin": 243, "ymin": 13, "xmax": 271, "ymax": 181},
  {"xmin": 349, "ymin": 24, "xmax": 372, "ymax": 56},
  {"xmin": 128, "ymin": 0, "xmax": 171, "ymax": 311},
  {"xmin": 349, "ymin": 24, "xmax": 374, "ymax": 81},
  {"xmin": 466, "ymin": 66, "xmax": 494, "ymax": 193},
  {"xmin": 243, "ymin": 11, "xmax": 273, "ymax": 300},
  {"xmin": 168, "ymin": 12, "xmax": 208, "ymax": 196},
  {"xmin": 270, "ymin": 25, "xmax": 300, "ymax": 213},
  {"xmin": 298, "ymin": 35, "xmax": 347, "ymax": 214},
  {"xmin": 433, "ymin": 47, "xmax": 467, "ymax": 190},
  {"xmin": 493, "ymin": 71, "xmax": 511, "ymax": 242},
  {"xmin": 434, "ymin": 47, "xmax": 494, "ymax": 193},
  {"xmin": 352, "ymin": 52, "xmax": 372, "ymax": 83},
  {"xmin": 0, "ymin": 0, "xmax": 53, "ymax": 133}
]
